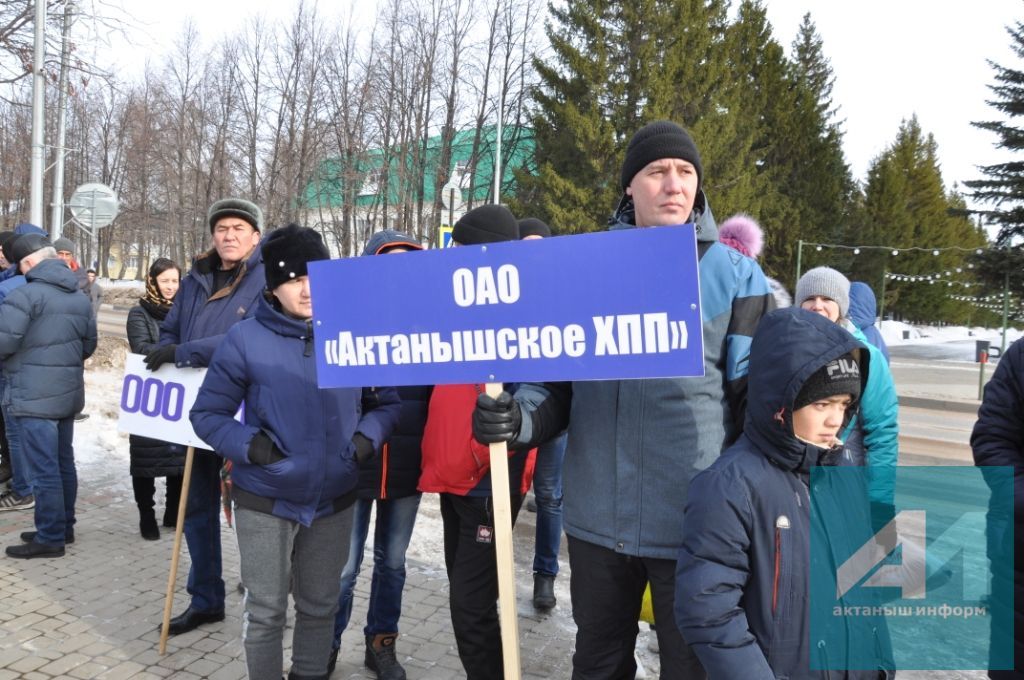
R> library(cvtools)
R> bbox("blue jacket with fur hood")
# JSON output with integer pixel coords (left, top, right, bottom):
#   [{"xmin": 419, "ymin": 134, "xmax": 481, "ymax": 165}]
[
  {"xmin": 676, "ymin": 308, "xmax": 892, "ymax": 679},
  {"xmin": 190, "ymin": 295, "xmax": 401, "ymax": 526}
]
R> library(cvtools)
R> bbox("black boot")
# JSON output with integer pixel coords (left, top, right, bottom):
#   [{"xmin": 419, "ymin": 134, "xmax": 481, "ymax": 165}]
[
  {"xmin": 133, "ymin": 476, "xmax": 159, "ymax": 540},
  {"xmin": 365, "ymin": 633, "xmax": 406, "ymax": 680},
  {"xmin": 163, "ymin": 475, "xmax": 183, "ymax": 528},
  {"xmin": 533, "ymin": 573, "xmax": 556, "ymax": 610}
]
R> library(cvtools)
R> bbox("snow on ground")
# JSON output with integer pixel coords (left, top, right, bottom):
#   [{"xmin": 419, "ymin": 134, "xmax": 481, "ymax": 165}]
[{"xmin": 880, "ymin": 320, "xmax": 1022, "ymax": 347}]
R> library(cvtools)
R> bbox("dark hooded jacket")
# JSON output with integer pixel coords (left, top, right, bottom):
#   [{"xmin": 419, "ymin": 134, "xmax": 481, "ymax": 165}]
[
  {"xmin": 511, "ymin": 189, "xmax": 775, "ymax": 559},
  {"xmin": 675, "ymin": 307, "xmax": 892, "ymax": 679},
  {"xmin": 159, "ymin": 245, "xmax": 265, "ymax": 369},
  {"xmin": 0, "ymin": 257, "xmax": 97, "ymax": 418},
  {"xmin": 848, "ymin": 282, "xmax": 889, "ymax": 365},
  {"xmin": 356, "ymin": 230, "xmax": 432, "ymax": 499},
  {"xmin": 190, "ymin": 295, "xmax": 401, "ymax": 526},
  {"xmin": 972, "ymin": 336, "xmax": 1024, "ymax": 674}
]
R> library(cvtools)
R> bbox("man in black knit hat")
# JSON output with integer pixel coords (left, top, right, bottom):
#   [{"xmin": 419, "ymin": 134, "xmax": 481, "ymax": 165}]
[{"xmin": 473, "ymin": 121, "xmax": 776, "ymax": 678}]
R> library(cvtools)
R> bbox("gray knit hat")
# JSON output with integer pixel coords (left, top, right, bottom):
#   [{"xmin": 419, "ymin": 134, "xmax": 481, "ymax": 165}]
[
  {"xmin": 208, "ymin": 198, "xmax": 263, "ymax": 233},
  {"xmin": 795, "ymin": 266, "xmax": 851, "ymax": 319},
  {"xmin": 53, "ymin": 237, "xmax": 76, "ymax": 253}
]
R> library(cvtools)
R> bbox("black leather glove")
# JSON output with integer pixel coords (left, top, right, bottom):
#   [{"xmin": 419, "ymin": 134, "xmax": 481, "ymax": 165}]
[
  {"xmin": 353, "ymin": 433, "xmax": 375, "ymax": 464},
  {"xmin": 144, "ymin": 344, "xmax": 177, "ymax": 371},
  {"xmin": 472, "ymin": 391, "xmax": 521, "ymax": 444},
  {"xmin": 248, "ymin": 431, "xmax": 286, "ymax": 466}
]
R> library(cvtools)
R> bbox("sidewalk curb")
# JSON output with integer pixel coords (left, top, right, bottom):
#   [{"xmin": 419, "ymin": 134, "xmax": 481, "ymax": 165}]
[{"xmin": 898, "ymin": 395, "xmax": 980, "ymax": 414}]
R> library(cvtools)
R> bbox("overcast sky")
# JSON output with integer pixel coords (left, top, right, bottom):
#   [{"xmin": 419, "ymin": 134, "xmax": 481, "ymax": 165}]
[{"xmin": 100, "ymin": 1, "xmax": 1020, "ymax": 212}]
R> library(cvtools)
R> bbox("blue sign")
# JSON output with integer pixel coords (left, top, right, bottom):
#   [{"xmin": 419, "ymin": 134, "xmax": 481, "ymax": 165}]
[{"xmin": 309, "ymin": 225, "xmax": 704, "ymax": 387}]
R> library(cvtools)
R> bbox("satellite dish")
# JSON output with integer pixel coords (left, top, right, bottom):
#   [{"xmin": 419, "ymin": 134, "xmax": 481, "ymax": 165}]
[{"xmin": 69, "ymin": 183, "xmax": 119, "ymax": 232}]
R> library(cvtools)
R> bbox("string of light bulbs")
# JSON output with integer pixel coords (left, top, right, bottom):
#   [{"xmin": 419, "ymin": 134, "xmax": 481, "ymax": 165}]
[
  {"xmin": 886, "ymin": 267, "xmax": 975, "ymax": 282},
  {"xmin": 805, "ymin": 243, "xmax": 987, "ymax": 256}
]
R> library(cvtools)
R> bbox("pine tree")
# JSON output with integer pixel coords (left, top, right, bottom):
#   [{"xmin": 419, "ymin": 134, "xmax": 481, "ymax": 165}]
[
  {"xmin": 861, "ymin": 117, "xmax": 986, "ymax": 323},
  {"xmin": 966, "ymin": 20, "xmax": 1024, "ymax": 245}
]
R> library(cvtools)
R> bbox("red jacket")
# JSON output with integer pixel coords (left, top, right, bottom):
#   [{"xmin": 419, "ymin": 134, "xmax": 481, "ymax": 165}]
[{"xmin": 419, "ymin": 383, "xmax": 535, "ymax": 497}]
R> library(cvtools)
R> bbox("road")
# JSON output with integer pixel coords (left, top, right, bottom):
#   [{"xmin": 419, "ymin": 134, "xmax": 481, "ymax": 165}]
[{"xmin": 97, "ymin": 304, "xmax": 129, "ymax": 339}]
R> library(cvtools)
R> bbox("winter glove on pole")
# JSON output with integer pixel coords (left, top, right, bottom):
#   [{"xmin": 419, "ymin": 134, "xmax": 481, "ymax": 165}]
[
  {"xmin": 247, "ymin": 431, "xmax": 286, "ymax": 466},
  {"xmin": 472, "ymin": 391, "xmax": 521, "ymax": 443},
  {"xmin": 144, "ymin": 344, "xmax": 177, "ymax": 371},
  {"xmin": 352, "ymin": 433, "xmax": 375, "ymax": 464}
]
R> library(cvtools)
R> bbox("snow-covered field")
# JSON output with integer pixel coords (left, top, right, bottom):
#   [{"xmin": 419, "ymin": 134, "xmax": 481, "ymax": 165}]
[{"xmin": 880, "ymin": 320, "xmax": 1022, "ymax": 347}]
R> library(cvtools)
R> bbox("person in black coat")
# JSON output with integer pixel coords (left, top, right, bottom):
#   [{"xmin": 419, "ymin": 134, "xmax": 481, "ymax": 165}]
[
  {"xmin": 973, "ymin": 336, "xmax": 1024, "ymax": 679},
  {"xmin": 126, "ymin": 258, "xmax": 185, "ymax": 540}
]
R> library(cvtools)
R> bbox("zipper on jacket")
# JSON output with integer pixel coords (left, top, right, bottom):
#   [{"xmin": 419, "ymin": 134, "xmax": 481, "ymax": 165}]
[
  {"xmin": 304, "ymin": 320, "xmax": 313, "ymax": 357},
  {"xmin": 773, "ymin": 515, "xmax": 790, "ymax": 615},
  {"xmin": 379, "ymin": 442, "xmax": 389, "ymax": 499}
]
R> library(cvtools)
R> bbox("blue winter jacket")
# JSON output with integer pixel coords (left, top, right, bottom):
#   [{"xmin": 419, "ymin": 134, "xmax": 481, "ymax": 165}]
[
  {"xmin": 512, "ymin": 190, "xmax": 776, "ymax": 559},
  {"xmin": 190, "ymin": 296, "xmax": 401, "ymax": 526},
  {"xmin": 160, "ymin": 246, "xmax": 265, "ymax": 368},
  {"xmin": 840, "ymin": 322, "xmax": 898, "ymax": 514},
  {"xmin": 676, "ymin": 308, "xmax": 892, "ymax": 680},
  {"xmin": 848, "ymin": 282, "xmax": 890, "ymax": 364},
  {"xmin": 0, "ymin": 258, "xmax": 97, "ymax": 418}
]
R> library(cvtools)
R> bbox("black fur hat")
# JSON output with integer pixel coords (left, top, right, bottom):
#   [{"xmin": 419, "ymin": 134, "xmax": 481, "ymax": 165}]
[{"xmin": 261, "ymin": 224, "xmax": 330, "ymax": 290}]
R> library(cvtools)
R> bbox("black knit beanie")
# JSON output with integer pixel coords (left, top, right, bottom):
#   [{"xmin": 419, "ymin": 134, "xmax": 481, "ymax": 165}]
[
  {"xmin": 452, "ymin": 204, "xmax": 519, "ymax": 244},
  {"xmin": 620, "ymin": 120, "xmax": 703, "ymax": 191},
  {"xmin": 794, "ymin": 352, "xmax": 862, "ymax": 410},
  {"xmin": 261, "ymin": 224, "xmax": 330, "ymax": 290},
  {"xmin": 517, "ymin": 217, "xmax": 551, "ymax": 239}
]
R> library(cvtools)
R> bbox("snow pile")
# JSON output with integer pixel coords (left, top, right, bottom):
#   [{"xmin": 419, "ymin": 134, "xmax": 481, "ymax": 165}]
[{"xmin": 881, "ymin": 320, "xmax": 1022, "ymax": 347}]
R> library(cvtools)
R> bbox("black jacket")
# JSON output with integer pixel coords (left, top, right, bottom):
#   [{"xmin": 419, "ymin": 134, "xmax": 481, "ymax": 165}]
[
  {"xmin": 357, "ymin": 384, "xmax": 432, "ymax": 499},
  {"xmin": 126, "ymin": 304, "xmax": 186, "ymax": 477}
]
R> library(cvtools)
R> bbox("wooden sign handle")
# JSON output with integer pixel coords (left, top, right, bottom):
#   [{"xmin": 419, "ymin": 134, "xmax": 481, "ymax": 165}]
[{"xmin": 159, "ymin": 445, "xmax": 195, "ymax": 655}]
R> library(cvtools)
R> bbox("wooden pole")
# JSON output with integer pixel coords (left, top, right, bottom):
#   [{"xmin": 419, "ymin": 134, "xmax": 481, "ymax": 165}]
[
  {"xmin": 485, "ymin": 382, "xmax": 521, "ymax": 680},
  {"xmin": 159, "ymin": 446, "xmax": 195, "ymax": 655}
]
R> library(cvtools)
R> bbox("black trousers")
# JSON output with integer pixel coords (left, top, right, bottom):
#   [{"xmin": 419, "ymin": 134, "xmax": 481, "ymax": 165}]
[
  {"xmin": 440, "ymin": 493, "xmax": 523, "ymax": 680},
  {"xmin": 567, "ymin": 535, "xmax": 706, "ymax": 680},
  {"xmin": 131, "ymin": 474, "xmax": 183, "ymax": 523}
]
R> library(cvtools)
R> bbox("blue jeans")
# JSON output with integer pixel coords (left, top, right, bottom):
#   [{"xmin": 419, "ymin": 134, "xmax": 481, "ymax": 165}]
[
  {"xmin": 16, "ymin": 416, "xmax": 75, "ymax": 546},
  {"xmin": 533, "ymin": 433, "xmax": 566, "ymax": 576},
  {"xmin": 184, "ymin": 450, "xmax": 225, "ymax": 612},
  {"xmin": 333, "ymin": 493, "xmax": 421, "ymax": 645},
  {"xmin": 2, "ymin": 401, "xmax": 30, "ymax": 498}
]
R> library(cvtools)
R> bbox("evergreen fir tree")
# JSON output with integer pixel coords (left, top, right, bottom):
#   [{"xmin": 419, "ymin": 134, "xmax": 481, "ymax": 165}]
[{"xmin": 966, "ymin": 19, "xmax": 1024, "ymax": 245}]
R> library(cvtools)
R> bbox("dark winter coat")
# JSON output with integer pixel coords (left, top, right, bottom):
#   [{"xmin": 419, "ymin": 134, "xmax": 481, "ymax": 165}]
[
  {"xmin": 0, "ymin": 258, "xmax": 97, "ymax": 418},
  {"xmin": 848, "ymin": 282, "xmax": 890, "ymax": 364},
  {"xmin": 126, "ymin": 304, "xmax": 186, "ymax": 477},
  {"xmin": 160, "ymin": 246, "xmax": 265, "ymax": 368},
  {"xmin": 972, "ymin": 336, "xmax": 1024, "ymax": 675},
  {"xmin": 512, "ymin": 189, "xmax": 776, "ymax": 559},
  {"xmin": 0, "ymin": 223, "xmax": 46, "ymax": 284},
  {"xmin": 676, "ymin": 308, "xmax": 892, "ymax": 680},
  {"xmin": 356, "ymin": 384, "xmax": 432, "ymax": 499},
  {"xmin": 190, "ymin": 296, "xmax": 401, "ymax": 526}
]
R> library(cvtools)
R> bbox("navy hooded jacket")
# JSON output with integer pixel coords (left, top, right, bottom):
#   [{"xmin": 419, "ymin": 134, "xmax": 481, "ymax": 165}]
[
  {"xmin": 190, "ymin": 295, "xmax": 401, "ymax": 526},
  {"xmin": 676, "ymin": 308, "xmax": 892, "ymax": 679},
  {"xmin": 848, "ymin": 282, "xmax": 889, "ymax": 364}
]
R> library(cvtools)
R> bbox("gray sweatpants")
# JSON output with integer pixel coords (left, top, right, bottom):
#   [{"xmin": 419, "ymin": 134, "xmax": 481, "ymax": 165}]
[{"xmin": 235, "ymin": 505, "xmax": 353, "ymax": 680}]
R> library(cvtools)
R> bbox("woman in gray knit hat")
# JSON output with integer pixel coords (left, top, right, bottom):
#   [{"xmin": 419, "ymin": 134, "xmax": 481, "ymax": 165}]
[{"xmin": 794, "ymin": 266, "xmax": 899, "ymax": 529}]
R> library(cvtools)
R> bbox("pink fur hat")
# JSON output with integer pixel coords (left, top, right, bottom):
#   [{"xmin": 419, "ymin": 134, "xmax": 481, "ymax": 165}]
[{"xmin": 718, "ymin": 214, "xmax": 764, "ymax": 259}]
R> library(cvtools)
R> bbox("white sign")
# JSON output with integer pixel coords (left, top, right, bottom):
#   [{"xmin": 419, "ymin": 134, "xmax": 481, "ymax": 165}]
[
  {"xmin": 117, "ymin": 354, "xmax": 212, "ymax": 449},
  {"xmin": 69, "ymin": 182, "xmax": 120, "ymax": 231}
]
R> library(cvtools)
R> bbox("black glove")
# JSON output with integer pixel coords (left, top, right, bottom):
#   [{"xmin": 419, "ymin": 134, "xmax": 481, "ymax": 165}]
[
  {"xmin": 472, "ymin": 391, "xmax": 521, "ymax": 444},
  {"xmin": 144, "ymin": 344, "xmax": 177, "ymax": 371},
  {"xmin": 353, "ymin": 433, "xmax": 375, "ymax": 464},
  {"xmin": 247, "ymin": 431, "xmax": 286, "ymax": 466}
]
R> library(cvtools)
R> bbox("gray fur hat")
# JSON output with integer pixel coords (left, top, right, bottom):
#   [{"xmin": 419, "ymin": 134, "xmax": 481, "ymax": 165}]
[
  {"xmin": 208, "ymin": 198, "xmax": 263, "ymax": 233},
  {"xmin": 795, "ymin": 266, "xmax": 851, "ymax": 319}
]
